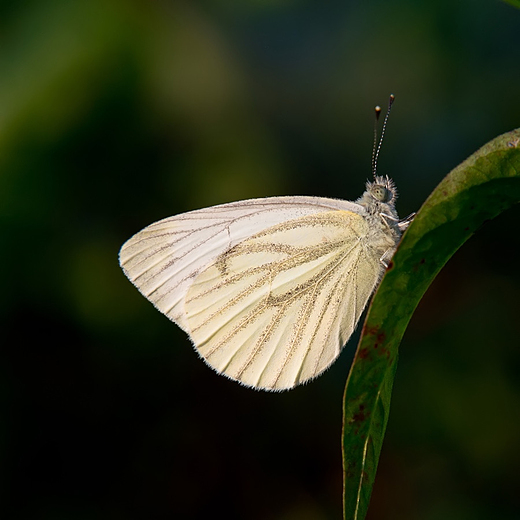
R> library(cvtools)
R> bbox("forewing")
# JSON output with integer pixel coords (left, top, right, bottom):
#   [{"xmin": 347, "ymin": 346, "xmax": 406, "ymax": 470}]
[
  {"xmin": 185, "ymin": 210, "xmax": 384, "ymax": 391},
  {"xmin": 119, "ymin": 196, "xmax": 363, "ymax": 331}
]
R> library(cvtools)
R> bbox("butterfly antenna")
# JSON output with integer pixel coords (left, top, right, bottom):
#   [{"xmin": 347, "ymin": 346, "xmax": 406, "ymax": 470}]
[
  {"xmin": 371, "ymin": 105, "xmax": 382, "ymax": 178},
  {"xmin": 372, "ymin": 94, "xmax": 395, "ymax": 179}
]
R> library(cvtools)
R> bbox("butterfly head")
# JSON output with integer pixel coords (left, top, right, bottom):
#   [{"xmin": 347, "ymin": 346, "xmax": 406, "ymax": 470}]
[
  {"xmin": 369, "ymin": 177, "xmax": 395, "ymax": 203},
  {"xmin": 358, "ymin": 175, "xmax": 398, "ymax": 206}
]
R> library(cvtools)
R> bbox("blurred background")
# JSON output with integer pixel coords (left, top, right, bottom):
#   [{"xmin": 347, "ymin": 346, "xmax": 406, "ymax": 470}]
[{"xmin": 2, "ymin": 0, "xmax": 520, "ymax": 518}]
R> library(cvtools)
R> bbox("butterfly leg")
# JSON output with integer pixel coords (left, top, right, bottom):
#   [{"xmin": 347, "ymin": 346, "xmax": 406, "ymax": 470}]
[
  {"xmin": 379, "ymin": 248, "xmax": 393, "ymax": 268},
  {"xmin": 398, "ymin": 212, "xmax": 415, "ymax": 231}
]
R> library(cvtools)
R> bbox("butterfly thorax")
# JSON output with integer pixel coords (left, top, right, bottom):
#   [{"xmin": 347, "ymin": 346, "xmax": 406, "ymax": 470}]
[{"xmin": 355, "ymin": 175, "xmax": 402, "ymax": 258}]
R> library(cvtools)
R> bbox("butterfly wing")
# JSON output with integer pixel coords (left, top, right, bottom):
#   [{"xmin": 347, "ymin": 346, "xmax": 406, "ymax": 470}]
[
  {"xmin": 119, "ymin": 196, "xmax": 363, "ymax": 331},
  {"xmin": 185, "ymin": 210, "xmax": 384, "ymax": 390}
]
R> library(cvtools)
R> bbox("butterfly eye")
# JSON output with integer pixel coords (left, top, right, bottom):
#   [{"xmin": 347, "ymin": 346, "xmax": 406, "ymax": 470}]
[{"xmin": 372, "ymin": 185, "xmax": 392, "ymax": 202}]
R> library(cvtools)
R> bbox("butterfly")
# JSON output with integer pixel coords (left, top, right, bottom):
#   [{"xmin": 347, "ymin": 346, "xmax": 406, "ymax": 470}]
[{"xmin": 119, "ymin": 96, "xmax": 413, "ymax": 391}]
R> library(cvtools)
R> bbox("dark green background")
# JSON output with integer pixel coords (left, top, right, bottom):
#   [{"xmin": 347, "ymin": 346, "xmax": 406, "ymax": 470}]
[{"xmin": 2, "ymin": 1, "xmax": 519, "ymax": 518}]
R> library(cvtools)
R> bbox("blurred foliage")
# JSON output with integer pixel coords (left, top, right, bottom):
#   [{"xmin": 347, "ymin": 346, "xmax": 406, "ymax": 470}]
[
  {"xmin": 502, "ymin": 0, "xmax": 520, "ymax": 9},
  {"xmin": 1, "ymin": 0, "xmax": 519, "ymax": 519}
]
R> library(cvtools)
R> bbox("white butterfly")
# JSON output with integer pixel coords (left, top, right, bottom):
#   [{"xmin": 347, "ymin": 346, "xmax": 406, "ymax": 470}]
[{"xmin": 119, "ymin": 175, "xmax": 412, "ymax": 391}]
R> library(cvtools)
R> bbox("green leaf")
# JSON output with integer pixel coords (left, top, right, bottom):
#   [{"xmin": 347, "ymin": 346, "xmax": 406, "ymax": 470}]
[{"xmin": 342, "ymin": 128, "xmax": 520, "ymax": 520}]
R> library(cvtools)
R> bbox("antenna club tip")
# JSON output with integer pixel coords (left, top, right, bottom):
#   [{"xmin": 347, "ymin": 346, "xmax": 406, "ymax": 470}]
[
  {"xmin": 389, "ymin": 94, "xmax": 395, "ymax": 104},
  {"xmin": 374, "ymin": 105, "xmax": 382, "ymax": 119}
]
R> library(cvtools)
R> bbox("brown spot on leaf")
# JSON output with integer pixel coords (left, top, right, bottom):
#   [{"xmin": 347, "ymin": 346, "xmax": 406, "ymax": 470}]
[
  {"xmin": 363, "ymin": 325, "xmax": 379, "ymax": 336},
  {"xmin": 373, "ymin": 332, "xmax": 386, "ymax": 350},
  {"xmin": 358, "ymin": 347, "xmax": 370, "ymax": 360},
  {"xmin": 352, "ymin": 410, "xmax": 367, "ymax": 423}
]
